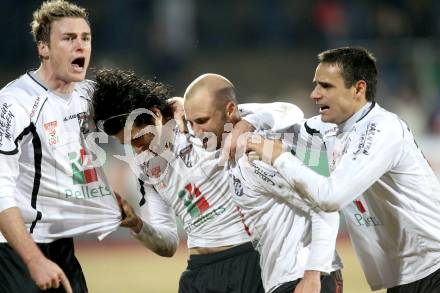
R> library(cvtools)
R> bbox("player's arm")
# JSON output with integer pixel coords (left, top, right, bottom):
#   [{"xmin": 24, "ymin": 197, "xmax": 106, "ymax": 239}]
[
  {"xmin": 295, "ymin": 210, "xmax": 339, "ymax": 293},
  {"xmin": 251, "ymin": 117, "xmax": 403, "ymax": 212},
  {"xmin": 239, "ymin": 102, "xmax": 304, "ymax": 132},
  {"xmin": 306, "ymin": 209, "xmax": 340, "ymax": 272},
  {"xmin": 119, "ymin": 183, "xmax": 178, "ymax": 257},
  {"xmin": 0, "ymin": 96, "xmax": 72, "ymax": 292},
  {"xmin": 226, "ymin": 102, "xmax": 304, "ymax": 160},
  {"xmin": 0, "ymin": 208, "xmax": 72, "ymax": 292}
]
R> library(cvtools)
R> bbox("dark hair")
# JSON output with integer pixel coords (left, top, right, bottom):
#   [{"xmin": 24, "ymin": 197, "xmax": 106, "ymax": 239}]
[
  {"xmin": 318, "ymin": 47, "xmax": 378, "ymax": 101},
  {"xmin": 92, "ymin": 68, "xmax": 174, "ymax": 135}
]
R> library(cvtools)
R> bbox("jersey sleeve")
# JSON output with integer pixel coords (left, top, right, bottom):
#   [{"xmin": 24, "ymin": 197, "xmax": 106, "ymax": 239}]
[
  {"xmin": 305, "ymin": 209, "xmax": 339, "ymax": 273},
  {"xmin": 0, "ymin": 95, "xmax": 30, "ymax": 213},
  {"xmin": 239, "ymin": 102, "xmax": 304, "ymax": 132},
  {"xmin": 273, "ymin": 118, "xmax": 403, "ymax": 212},
  {"xmin": 131, "ymin": 182, "xmax": 179, "ymax": 256}
]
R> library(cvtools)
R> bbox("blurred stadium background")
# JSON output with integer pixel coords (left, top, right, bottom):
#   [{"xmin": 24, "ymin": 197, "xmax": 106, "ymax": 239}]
[{"xmin": 2, "ymin": 1, "xmax": 440, "ymax": 292}]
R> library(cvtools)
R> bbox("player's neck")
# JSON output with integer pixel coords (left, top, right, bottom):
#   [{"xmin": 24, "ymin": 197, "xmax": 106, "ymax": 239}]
[{"xmin": 35, "ymin": 65, "xmax": 76, "ymax": 95}]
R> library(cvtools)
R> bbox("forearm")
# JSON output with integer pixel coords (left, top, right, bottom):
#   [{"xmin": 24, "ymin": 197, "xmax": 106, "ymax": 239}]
[
  {"xmin": 306, "ymin": 210, "xmax": 339, "ymax": 273},
  {"xmin": 274, "ymin": 152, "xmax": 361, "ymax": 211},
  {"xmin": 241, "ymin": 102, "xmax": 304, "ymax": 131},
  {"xmin": 0, "ymin": 207, "xmax": 45, "ymax": 266},
  {"xmin": 131, "ymin": 220, "xmax": 178, "ymax": 257}
]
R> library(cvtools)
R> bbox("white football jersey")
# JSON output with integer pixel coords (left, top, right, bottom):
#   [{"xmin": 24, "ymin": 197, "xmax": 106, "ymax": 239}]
[
  {"xmin": 0, "ymin": 72, "xmax": 121, "ymax": 243},
  {"xmin": 274, "ymin": 102, "xmax": 440, "ymax": 290},
  {"xmin": 137, "ymin": 131, "xmax": 250, "ymax": 248},
  {"xmin": 134, "ymin": 103, "xmax": 303, "ymax": 249},
  {"xmin": 229, "ymin": 126, "xmax": 342, "ymax": 292}
]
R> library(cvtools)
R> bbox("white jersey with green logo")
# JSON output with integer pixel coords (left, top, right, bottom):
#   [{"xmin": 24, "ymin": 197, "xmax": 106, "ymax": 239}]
[
  {"xmin": 134, "ymin": 103, "xmax": 303, "ymax": 248},
  {"xmin": 274, "ymin": 102, "xmax": 440, "ymax": 290},
  {"xmin": 0, "ymin": 72, "xmax": 121, "ymax": 243},
  {"xmin": 228, "ymin": 124, "xmax": 342, "ymax": 292}
]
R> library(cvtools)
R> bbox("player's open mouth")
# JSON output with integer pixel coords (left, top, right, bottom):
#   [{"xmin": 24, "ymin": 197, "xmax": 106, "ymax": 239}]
[
  {"xmin": 319, "ymin": 105, "xmax": 330, "ymax": 113},
  {"xmin": 71, "ymin": 57, "xmax": 85, "ymax": 70}
]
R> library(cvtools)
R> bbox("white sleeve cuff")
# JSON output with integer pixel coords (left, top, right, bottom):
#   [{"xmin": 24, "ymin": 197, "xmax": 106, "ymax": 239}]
[{"xmin": 0, "ymin": 197, "xmax": 17, "ymax": 214}]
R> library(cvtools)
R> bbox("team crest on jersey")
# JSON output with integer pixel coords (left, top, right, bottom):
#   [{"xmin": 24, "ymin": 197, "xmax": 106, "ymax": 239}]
[
  {"xmin": 178, "ymin": 183, "xmax": 209, "ymax": 218},
  {"xmin": 232, "ymin": 175, "xmax": 243, "ymax": 197},
  {"xmin": 179, "ymin": 144, "xmax": 193, "ymax": 167},
  {"xmin": 77, "ymin": 112, "xmax": 89, "ymax": 134},
  {"xmin": 352, "ymin": 198, "xmax": 382, "ymax": 227},
  {"xmin": 44, "ymin": 120, "xmax": 60, "ymax": 145}
]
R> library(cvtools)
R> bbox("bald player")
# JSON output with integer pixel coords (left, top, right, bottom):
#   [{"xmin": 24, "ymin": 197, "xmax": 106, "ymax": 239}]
[
  {"xmin": 184, "ymin": 74, "xmax": 343, "ymax": 293},
  {"xmin": 92, "ymin": 69, "xmax": 301, "ymax": 293}
]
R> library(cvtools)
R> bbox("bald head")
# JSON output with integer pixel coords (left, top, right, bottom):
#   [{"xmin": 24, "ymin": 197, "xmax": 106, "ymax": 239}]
[
  {"xmin": 184, "ymin": 73, "xmax": 240, "ymax": 147},
  {"xmin": 184, "ymin": 73, "xmax": 237, "ymax": 106}
]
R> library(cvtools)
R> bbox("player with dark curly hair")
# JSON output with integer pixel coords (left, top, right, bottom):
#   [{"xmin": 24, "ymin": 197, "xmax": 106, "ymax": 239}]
[{"xmin": 92, "ymin": 68, "xmax": 303, "ymax": 293}]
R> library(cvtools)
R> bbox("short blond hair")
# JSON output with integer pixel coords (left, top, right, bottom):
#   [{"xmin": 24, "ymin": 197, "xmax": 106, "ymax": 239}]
[{"xmin": 30, "ymin": 0, "xmax": 89, "ymax": 43}]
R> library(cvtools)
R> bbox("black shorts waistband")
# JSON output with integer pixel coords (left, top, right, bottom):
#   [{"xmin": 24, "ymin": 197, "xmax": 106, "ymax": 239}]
[{"xmin": 188, "ymin": 242, "xmax": 255, "ymax": 269}]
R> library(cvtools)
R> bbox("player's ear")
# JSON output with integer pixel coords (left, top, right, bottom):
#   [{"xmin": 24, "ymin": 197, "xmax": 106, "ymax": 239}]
[
  {"xmin": 37, "ymin": 41, "xmax": 49, "ymax": 60},
  {"xmin": 225, "ymin": 101, "xmax": 238, "ymax": 121},
  {"xmin": 354, "ymin": 80, "xmax": 367, "ymax": 99}
]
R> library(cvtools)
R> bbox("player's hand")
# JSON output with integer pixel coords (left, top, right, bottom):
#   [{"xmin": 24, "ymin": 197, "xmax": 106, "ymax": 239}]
[
  {"xmin": 294, "ymin": 271, "xmax": 321, "ymax": 293},
  {"xmin": 27, "ymin": 255, "xmax": 72, "ymax": 293},
  {"xmin": 245, "ymin": 134, "xmax": 284, "ymax": 164},
  {"xmin": 222, "ymin": 119, "xmax": 255, "ymax": 161},
  {"xmin": 116, "ymin": 193, "xmax": 143, "ymax": 233},
  {"xmin": 168, "ymin": 97, "xmax": 187, "ymax": 133}
]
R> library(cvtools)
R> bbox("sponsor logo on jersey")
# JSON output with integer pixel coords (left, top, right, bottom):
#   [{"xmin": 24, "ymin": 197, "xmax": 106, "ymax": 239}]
[
  {"xmin": 68, "ymin": 148, "xmax": 98, "ymax": 185},
  {"xmin": 64, "ymin": 148, "xmax": 112, "ymax": 199},
  {"xmin": 64, "ymin": 112, "xmax": 89, "ymax": 134},
  {"xmin": 252, "ymin": 162, "xmax": 276, "ymax": 186},
  {"xmin": 232, "ymin": 175, "xmax": 243, "ymax": 197},
  {"xmin": 186, "ymin": 206, "xmax": 226, "ymax": 233},
  {"xmin": 178, "ymin": 183, "xmax": 209, "ymax": 218},
  {"xmin": 353, "ymin": 123, "xmax": 380, "ymax": 159},
  {"xmin": 0, "ymin": 103, "xmax": 14, "ymax": 147},
  {"xmin": 352, "ymin": 198, "xmax": 382, "ymax": 227},
  {"xmin": 29, "ymin": 96, "xmax": 41, "ymax": 119},
  {"xmin": 179, "ymin": 144, "xmax": 193, "ymax": 167},
  {"xmin": 43, "ymin": 120, "xmax": 59, "ymax": 145}
]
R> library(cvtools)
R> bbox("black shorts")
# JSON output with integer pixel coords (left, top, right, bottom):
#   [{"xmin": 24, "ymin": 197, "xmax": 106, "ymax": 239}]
[
  {"xmin": 272, "ymin": 270, "xmax": 343, "ymax": 293},
  {"xmin": 0, "ymin": 238, "xmax": 88, "ymax": 293},
  {"xmin": 178, "ymin": 242, "xmax": 264, "ymax": 293},
  {"xmin": 387, "ymin": 267, "xmax": 440, "ymax": 293}
]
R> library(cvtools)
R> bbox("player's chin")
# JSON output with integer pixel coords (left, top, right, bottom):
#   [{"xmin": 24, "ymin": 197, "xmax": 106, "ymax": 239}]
[{"xmin": 68, "ymin": 72, "xmax": 87, "ymax": 82}]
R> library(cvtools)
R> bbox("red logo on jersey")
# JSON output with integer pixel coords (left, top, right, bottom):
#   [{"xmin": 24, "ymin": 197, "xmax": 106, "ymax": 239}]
[
  {"xmin": 354, "ymin": 199, "xmax": 366, "ymax": 213},
  {"xmin": 68, "ymin": 148, "xmax": 98, "ymax": 185},
  {"xmin": 178, "ymin": 183, "xmax": 210, "ymax": 218},
  {"xmin": 44, "ymin": 120, "xmax": 59, "ymax": 145}
]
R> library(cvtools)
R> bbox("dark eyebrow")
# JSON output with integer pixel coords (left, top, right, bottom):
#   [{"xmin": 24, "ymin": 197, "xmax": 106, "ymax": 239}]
[
  {"xmin": 194, "ymin": 117, "xmax": 209, "ymax": 123},
  {"xmin": 314, "ymin": 81, "xmax": 333, "ymax": 88},
  {"xmin": 62, "ymin": 32, "xmax": 91, "ymax": 36}
]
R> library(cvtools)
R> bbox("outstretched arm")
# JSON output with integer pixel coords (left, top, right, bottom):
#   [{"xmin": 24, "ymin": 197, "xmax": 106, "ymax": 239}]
[{"xmin": 0, "ymin": 208, "xmax": 72, "ymax": 292}]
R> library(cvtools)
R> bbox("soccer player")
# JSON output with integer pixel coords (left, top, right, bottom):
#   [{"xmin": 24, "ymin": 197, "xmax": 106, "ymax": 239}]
[
  {"xmin": 184, "ymin": 74, "xmax": 343, "ymax": 293},
  {"xmin": 0, "ymin": 1, "xmax": 121, "ymax": 292},
  {"xmin": 246, "ymin": 46, "xmax": 440, "ymax": 292},
  {"xmin": 93, "ymin": 68, "xmax": 302, "ymax": 293}
]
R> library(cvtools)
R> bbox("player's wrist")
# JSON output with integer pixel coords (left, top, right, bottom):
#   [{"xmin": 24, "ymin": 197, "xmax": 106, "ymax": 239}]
[{"xmin": 132, "ymin": 217, "xmax": 143, "ymax": 234}]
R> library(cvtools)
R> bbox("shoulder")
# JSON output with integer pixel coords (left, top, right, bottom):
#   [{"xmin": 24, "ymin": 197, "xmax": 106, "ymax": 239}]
[
  {"xmin": 358, "ymin": 104, "xmax": 404, "ymax": 139},
  {"xmin": 304, "ymin": 115, "xmax": 337, "ymax": 136},
  {"xmin": 74, "ymin": 79, "xmax": 95, "ymax": 101}
]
